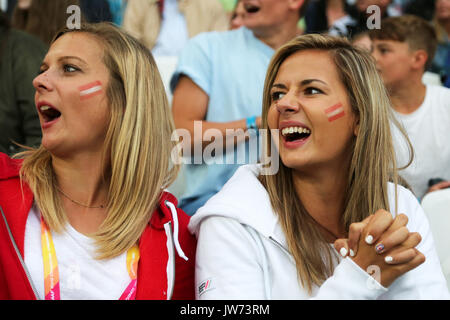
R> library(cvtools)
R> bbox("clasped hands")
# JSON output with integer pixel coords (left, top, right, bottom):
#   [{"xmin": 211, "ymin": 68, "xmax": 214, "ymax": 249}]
[{"xmin": 334, "ymin": 209, "xmax": 426, "ymax": 288}]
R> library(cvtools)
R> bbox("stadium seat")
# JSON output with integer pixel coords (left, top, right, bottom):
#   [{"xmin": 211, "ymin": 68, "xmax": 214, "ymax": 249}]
[{"xmin": 421, "ymin": 188, "xmax": 450, "ymax": 289}]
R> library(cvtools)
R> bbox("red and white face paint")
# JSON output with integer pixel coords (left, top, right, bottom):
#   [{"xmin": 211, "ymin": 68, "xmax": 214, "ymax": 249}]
[
  {"xmin": 79, "ymin": 81, "xmax": 103, "ymax": 100},
  {"xmin": 324, "ymin": 103, "xmax": 345, "ymax": 122}
]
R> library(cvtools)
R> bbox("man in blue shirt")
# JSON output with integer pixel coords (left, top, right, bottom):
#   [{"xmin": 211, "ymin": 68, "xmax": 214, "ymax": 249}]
[{"xmin": 170, "ymin": 0, "xmax": 308, "ymax": 215}]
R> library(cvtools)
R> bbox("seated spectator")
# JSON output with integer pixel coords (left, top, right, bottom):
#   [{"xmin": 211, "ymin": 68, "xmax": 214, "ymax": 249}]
[
  {"xmin": 431, "ymin": 0, "xmax": 450, "ymax": 86},
  {"xmin": 11, "ymin": 0, "xmax": 84, "ymax": 46},
  {"xmin": 170, "ymin": 0, "xmax": 308, "ymax": 215},
  {"xmin": 305, "ymin": 0, "xmax": 401, "ymax": 39},
  {"xmin": 304, "ymin": 0, "xmax": 356, "ymax": 37},
  {"xmin": 123, "ymin": 0, "xmax": 229, "ymax": 56},
  {"xmin": 0, "ymin": 10, "xmax": 46, "ymax": 154},
  {"xmin": 346, "ymin": 0, "xmax": 400, "ymax": 37},
  {"xmin": 0, "ymin": 22, "xmax": 195, "ymax": 300},
  {"xmin": 189, "ymin": 34, "xmax": 449, "ymax": 299},
  {"xmin": 370, "ymin": 15, "xmax": 450, "ymax": 199}
]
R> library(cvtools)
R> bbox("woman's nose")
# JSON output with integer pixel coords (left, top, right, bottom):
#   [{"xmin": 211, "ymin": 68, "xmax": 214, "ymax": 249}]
[
  {"xmin": 33, "ymin": 70, "xmax": 53, "ymax": 93},
  {"xmin": 276, "ymin": 93, "xmax": 299, "ymax": 114}
]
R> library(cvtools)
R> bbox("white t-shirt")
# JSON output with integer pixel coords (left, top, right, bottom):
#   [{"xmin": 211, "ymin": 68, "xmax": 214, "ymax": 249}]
[
  {"xmin": 152, "ymin": 0, "xmax": 189, "ymax": 57},
  {"xmin": 24, "ymin": 205, "xmax": 130, "ymax": 300},
  {"xmin": 392, "ymin": 85, "xmax": 450, "ymax": 199}
]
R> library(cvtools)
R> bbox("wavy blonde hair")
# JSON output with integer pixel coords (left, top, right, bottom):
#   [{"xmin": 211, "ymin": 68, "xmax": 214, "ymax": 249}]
[
  {"xmin": 17, "ymin": 23, "xmax": 180, "ymax": 259},
  {"xmin": 259, "ymin": 34, "xmax": 413, "ymax": 292}
]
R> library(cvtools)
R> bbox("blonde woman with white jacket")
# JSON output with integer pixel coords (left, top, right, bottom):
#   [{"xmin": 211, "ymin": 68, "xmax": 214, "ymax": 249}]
[{"xmin": 189, "ymin": 34, "xmax": 450, "ymax": 300}]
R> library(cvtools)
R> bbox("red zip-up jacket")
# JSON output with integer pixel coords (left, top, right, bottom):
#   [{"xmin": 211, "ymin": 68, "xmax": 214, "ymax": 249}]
[{"xmin": 0, "ymin": 152, "xmax": 196, "ymax": 300}]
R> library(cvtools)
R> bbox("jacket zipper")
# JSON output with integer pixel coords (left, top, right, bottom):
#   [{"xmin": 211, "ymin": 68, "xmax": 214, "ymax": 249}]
[
  {"xmin": 268, "ymin": 236, "xmax": 295, "ymax": 262},
  {"xmin": 0, "ymin": 206, "xmax": 40, "ymax": 300}
]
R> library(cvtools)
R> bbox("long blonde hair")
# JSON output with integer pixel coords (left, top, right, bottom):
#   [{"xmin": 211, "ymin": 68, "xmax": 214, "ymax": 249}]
[
  {"xmin": 260, "ymin": 34, "xmax": 413, "ymax": 292},
  {"xmin": 17, "ymin": 23, "xmax": 180, "ymax": 259}
]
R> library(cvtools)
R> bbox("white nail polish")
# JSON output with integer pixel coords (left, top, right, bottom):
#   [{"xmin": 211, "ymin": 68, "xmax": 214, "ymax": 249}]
[
  {"xmin": 350, "ymin": 249, "xmax": 355, "ymax": 257},
  {"xmin": 365, "ymin": 235, "xmax": 374, "ymax": 244},
  {"xmin": 385, "ymin": 256, "xmax": 393, "ymax": 263},
  {"xmin": 340, "ymin": 247, "xmax": 348, "ymax": 257}
]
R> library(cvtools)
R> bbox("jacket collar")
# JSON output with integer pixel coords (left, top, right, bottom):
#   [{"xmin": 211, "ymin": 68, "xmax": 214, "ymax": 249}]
[
  {"xmin": 189, "ymin": 164, "xmax": 283, "ymax": 244},
  {"xmin": 0, "ymin": 153, "xmax": 33, "ymax": 257},
  {"xmin": 0, "ymin": 153, "xmax": 22, "ymax": 180},
  {"xmin": 150, "ymin": 190, "xmax": 179, "ymax": 229}
]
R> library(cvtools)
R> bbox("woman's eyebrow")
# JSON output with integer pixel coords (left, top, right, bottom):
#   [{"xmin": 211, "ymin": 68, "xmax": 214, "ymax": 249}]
[
  {"xmin": 58, "ymin": 55, "xmax": 88, "ymax": 66},
  {"xmin": 300, "ymin": 79, "xmax": 327, "ymax": 86},
  {"xmin": 272, "ymin": 79, "xmax": 328, "ymax": 88},
  {"xmin": 271, "ymin": 83, "xmax": 287, "ymax": 90},
  {"xmin": 272, "ymin": 79, "xmax": 328, "ymax": 90}
]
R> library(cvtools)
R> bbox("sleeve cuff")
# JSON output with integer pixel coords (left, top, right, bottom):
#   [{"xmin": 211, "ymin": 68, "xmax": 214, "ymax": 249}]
[{"xmin": 313, "ymin": 257, "xmax": 388, "ymax": 300}]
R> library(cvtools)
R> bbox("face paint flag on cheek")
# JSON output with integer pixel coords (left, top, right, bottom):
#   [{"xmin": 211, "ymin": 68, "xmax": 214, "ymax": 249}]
[
  {"xmin": 79, "ymin": 81, "xmax": 103, "ymax": 100},
  {"xmin": 325, "ymin": 103, "xmax": 345, "ymax": 122}
]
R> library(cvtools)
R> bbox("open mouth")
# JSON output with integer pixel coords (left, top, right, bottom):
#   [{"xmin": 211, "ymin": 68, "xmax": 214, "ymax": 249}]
[
  {"xmin": 38, "ymin": 104, "xmax": 62, "ymax": 123},
  {"xmin": 281, "ymin": 126, "xmax": 311, "ymax": 142},
  {"xmin": 244, "ymin": 3, "xmax": 260, "ymax": 14}
]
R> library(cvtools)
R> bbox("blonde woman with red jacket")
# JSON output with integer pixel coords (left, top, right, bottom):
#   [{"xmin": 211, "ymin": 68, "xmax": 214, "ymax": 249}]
[{"xmin": 0, "ymin": 23, "xmax": 195, "ymax": 300}]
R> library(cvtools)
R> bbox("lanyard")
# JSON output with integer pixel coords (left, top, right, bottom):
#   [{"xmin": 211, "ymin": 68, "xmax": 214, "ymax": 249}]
[{"xmin": 40, "ymin": 216, "xmax": 140, "ymax": 300}]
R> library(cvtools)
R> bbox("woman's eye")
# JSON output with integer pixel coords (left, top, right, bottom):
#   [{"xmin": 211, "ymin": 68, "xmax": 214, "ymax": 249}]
[
  {"xmin": 63, "ymin": 64, "xmax": 79, "ymax": 73},
  {"xmin": 271, "ymin": 91, "xmax": 286, "ymax": 101},
  {"xmin": 305, "ymin": 87, "xmax": 322, "ymax": 95}
]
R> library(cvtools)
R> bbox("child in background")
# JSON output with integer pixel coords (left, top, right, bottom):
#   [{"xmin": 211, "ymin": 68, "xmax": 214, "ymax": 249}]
[{"xmin": 370, "ymin": 15, "xmax": 450, "ymax": 200}]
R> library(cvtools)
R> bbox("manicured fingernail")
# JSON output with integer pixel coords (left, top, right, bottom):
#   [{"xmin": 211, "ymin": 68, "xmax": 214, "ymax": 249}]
[
  {"xmin": 385, "ymin": 256, "xmax": 393, "ymax": 263},
  {"xmin": 340, "ymin": 247, "xmax": 348, "ymax": 257},
  {"xmin": 365, "ymin": 235, "xmax": 374, "ymax": 244},
  {"xmin": 350, "ymin": 249, "xmax": 355, "ymax": 257},
  {"xmin": 375, "ymin": 243, "xmax": 385, "ymax": 254}
]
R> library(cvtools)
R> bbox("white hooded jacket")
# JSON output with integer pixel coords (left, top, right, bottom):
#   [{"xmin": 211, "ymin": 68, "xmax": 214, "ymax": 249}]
[{"xmin": 188, "ymin": 164, "xmax": 450, "ymax": 299}]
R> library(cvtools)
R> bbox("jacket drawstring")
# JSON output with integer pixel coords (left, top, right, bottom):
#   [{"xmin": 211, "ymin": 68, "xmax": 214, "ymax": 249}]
[{"xmin": 165, "ymin": 201, "xmax": 188, "ymax": 261}]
